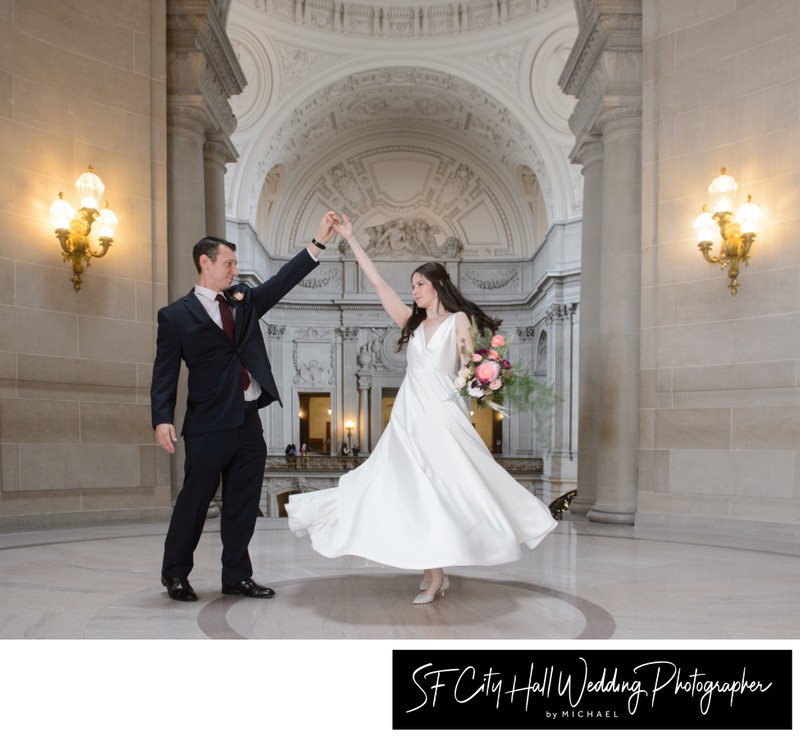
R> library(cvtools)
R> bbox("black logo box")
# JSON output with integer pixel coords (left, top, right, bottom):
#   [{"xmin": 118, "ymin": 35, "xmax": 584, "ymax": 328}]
[{"xmin": 392, "ymin": 649, "xmax": 792, "ymax": 730}]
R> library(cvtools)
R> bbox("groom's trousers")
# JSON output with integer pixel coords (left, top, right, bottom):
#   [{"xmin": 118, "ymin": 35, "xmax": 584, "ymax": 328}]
[{"xmin": 161, "ymin": 406, "xmax": 267, "ymax": 586}]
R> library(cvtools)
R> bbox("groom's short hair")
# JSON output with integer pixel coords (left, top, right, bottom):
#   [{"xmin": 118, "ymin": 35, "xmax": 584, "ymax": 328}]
[{"xmin": 192, "ymin": 236, "xmax": 237, "ymax": 274}]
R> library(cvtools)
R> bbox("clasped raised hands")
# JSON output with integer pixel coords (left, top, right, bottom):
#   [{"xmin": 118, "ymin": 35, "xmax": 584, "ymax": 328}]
[
  {"xmin": 315, "ymin": 210, "xmax": 340, "ymax": 244},
  {"xmin": 333, "ymin": 213, "xmax": 354, "ymax": 240}
]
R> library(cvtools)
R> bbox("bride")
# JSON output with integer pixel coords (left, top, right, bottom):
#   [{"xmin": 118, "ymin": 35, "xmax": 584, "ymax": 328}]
[{"xmin": 285, "ymin": 214, "xmax": 556, "ymax": 604}]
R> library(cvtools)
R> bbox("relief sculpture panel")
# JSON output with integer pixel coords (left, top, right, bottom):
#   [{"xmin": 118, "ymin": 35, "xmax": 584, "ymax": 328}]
[{"xmin": 292, "ymin": 329, "xmax": 336, "ymax": 386}]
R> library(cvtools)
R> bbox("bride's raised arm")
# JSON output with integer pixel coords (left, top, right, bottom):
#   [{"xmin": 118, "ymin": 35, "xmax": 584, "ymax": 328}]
[{"xmin": 334, "ymin": 215, "xmax": 412, "ymax": 328}]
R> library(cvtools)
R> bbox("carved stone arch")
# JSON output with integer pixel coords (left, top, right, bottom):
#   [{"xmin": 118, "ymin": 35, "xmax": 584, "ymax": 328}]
[
  {"xmin": 518, "ymin": 163, "xmax": 549, "ymax": 248},
  {"xmin": 227, "ymin": 26, "xmax": 274, "ymax": 133},
  {"xmin": 271, "ymin": 131, "xmax": 535, "ymax": 259},
  {"xmin": 255, "ymin": 163, "xmax": 285, "ymax": 240},
  {"xmin": 229, "ymin": 64, "xmax": 564, "ymax": 230},
  {"xmin": 529, "ymin": 23, "xmax": 579, "ymax": 136}
]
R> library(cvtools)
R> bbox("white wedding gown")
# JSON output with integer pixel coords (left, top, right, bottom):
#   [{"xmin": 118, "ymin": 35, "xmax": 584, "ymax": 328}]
[{"xmin": 285, "ymin": 313, "xmax": 557, "ymax": 570}]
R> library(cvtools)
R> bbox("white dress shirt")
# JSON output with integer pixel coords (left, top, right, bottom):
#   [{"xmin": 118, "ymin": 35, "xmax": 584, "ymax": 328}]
[{"xmin": 193, "ymin": 284, "xmax": 262, "ymax": 402}]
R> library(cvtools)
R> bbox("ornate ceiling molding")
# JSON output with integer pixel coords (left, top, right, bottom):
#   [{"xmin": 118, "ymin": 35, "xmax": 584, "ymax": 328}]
[
  {"xmin": 244, "ymin": 66, "xmax": 555, "ymax": 224},
  {"xmin": 277, "ymin": 140, "xmax": 527, "ymax": 258},
  {"xmin": 224, "ymin": 0, "xmax": 583, "ymax": 251},
  {"xmin": 243, "ymin": 0, "xmax": 568, "ymax": 38}
]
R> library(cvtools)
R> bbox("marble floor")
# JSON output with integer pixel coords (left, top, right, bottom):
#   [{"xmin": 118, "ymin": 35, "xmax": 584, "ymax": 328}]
[{"xmin": 1, "ymin": 515, "xmax": 797, "ymax": 735}]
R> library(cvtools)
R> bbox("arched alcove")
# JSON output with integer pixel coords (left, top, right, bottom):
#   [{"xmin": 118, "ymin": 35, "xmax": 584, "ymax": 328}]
[{"xmin": 225, "ymin": 0, "xmax": 581, "ymax": 247}]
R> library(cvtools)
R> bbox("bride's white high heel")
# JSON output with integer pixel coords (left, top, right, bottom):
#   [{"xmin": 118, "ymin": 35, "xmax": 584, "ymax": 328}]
[
  {"xmin": 419, "ymin": 575, "xmax": 451, "ymax": 592},
  {"xmin": 413, "ymin": 576, "xmax": 449, "ymax": 605}
]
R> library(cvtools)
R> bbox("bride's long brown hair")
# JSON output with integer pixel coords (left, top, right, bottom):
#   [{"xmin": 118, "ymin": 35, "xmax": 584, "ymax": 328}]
[{"xmin": 397, "ymin": 262, "xmax": 502, "ymax": 350}]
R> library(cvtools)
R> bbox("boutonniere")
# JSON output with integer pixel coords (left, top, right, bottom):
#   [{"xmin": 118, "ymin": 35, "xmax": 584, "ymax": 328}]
[{"xmin": 224, "ymin": 288, "xmax": 246, "ymax": 306}]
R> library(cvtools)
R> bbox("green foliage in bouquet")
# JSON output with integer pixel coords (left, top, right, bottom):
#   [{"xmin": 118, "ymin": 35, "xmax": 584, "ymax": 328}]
[{"xmin": 452, "ymin": 318, "xmax": 560, "ymax": 445}]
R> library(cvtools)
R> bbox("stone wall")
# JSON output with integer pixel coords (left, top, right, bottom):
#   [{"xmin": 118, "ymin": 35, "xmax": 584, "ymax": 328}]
[
  {"xmin": 638, "ymin": 0, "xmax": 800, "ymax": 537},
  {"xmin": 0, "ymin": 0, "xmax": 169, "ymax": 530}
]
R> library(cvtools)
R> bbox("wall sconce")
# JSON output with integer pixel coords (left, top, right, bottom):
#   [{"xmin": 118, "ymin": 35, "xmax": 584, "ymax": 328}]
[
  {"xmin": 344, "ymin": 419, "xmax": 355, "ymax": 447},
  {"xmin": 693, "ymin": 168, "xmax": 761, "ymax": 295},
  {"xmin": 49, "ymin": 166, "xmax": 118, "ymax": 291}
]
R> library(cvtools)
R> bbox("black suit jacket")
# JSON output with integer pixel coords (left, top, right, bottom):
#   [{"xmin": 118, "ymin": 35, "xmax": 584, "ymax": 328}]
[{"xmin": 151, "ymin": 249, "xmax": 318, "ymax": 435}]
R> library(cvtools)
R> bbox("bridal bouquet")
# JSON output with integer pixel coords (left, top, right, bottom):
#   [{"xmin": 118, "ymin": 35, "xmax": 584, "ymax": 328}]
[{"xmin": 452, "ymin": 320, "xmax": 557, "ymax": 418}]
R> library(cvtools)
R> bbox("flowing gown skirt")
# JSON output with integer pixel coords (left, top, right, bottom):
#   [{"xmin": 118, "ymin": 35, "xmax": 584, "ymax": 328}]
[{"xmin": 285, "ymin": 313, "xmax": 556, "ymax": 570}]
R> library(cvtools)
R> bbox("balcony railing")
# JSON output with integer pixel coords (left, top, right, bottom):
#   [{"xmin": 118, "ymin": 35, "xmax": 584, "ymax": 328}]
[{"xmin": 262, "ymin": 454, "xmax": 544, "ymax": 517}]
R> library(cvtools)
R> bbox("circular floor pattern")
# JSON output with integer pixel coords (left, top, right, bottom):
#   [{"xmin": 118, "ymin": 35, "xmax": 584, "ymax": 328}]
[{"xmin": 195, "ymin": 574, "xmax": 616, "ymax": 640}]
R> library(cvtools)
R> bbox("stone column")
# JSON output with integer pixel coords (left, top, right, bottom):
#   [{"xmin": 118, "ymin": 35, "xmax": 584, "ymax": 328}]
[
  {"xmin": 514, "ymin": 326, "xmax": 538, "ymax": 457},
  {"xmin": 332, "ymin": 327, "xmax": 344, "ymax": 454},
  {"xmin": 265, "ymin": 324, "xmax": 287, "ymax": 454},
  {"xmin": 356, "ymin": 343, "xmax": 373, "ymax": 452},
  {"xmin": 571, "ymin": 141, "xmax": 604, "ymax": 515},
  {"xmin": 544, "ymin": 304, "xmax": 578, "ymax": 500},
  {"xmin": 545, "ymin": 306, "xmax": 565, "ymax": 452},
  {"xmin": 165, "ymin": 0, "xmax": 246, "ymax": 498},
  {"xmin": 204, "ymin": 134, "xmax": 237, "ymax": 239},
  {"xmin": 166, "ymin": 110, "xmax": 207, "ymax": 298},
  {"xmin": 559, "ymin": 0, "xmax": 643, "ymax": 524},
  {"xmin": 357, "ymin": 374, "xmax": 371, "ymax": 452},
  {"xmin": 167, "ymin": 2, "xmax": 242, "ymax": 294},
  {"xmin": 341, "ymin": 326, "xmax": 360, "ymax": 451},
  {"xmin": 589, "ymin": 109, "xmax": 641, "ymax": 524},
  {"xmin": 163, "ymin": 110, "xmax": 206, "ymax": 498}
]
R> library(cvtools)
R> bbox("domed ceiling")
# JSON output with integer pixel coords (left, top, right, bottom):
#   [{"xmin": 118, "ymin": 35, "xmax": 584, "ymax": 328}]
[{"xmin": 225, "ymin": 0, "xmax": 580, "ymax": 260}]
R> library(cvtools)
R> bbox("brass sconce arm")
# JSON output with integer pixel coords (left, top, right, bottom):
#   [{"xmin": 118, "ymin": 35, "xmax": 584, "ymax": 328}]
[
  {"xmin": 693, "ymin": 169, "xmax": 761, "ymax": 296},
  {"xmin": 696, "ymin": 211, "xmax": 756, "ymax": 296},
  {"xmin": 50, "ymin": 167, "xmax": 118, "ymax": 291},
  {"xmin": 55, "ymin": 207, "xmax": 114, "ymax": 291}
]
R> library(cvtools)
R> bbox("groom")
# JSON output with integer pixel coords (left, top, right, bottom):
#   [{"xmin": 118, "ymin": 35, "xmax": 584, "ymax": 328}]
[{"xmin": 151, "ymin": 212, "xmax": 337, "ymax": 602}]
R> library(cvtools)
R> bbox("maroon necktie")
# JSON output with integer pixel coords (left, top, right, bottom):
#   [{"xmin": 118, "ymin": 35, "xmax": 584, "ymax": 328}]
[{"xmin": 216, "ymin": 294, "xmax": 251, "ymax": 391}]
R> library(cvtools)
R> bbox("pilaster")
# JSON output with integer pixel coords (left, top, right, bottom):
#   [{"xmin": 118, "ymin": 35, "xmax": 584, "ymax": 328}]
[
  {"xmin": 514, "ymin": 326, "xmax": 538, "ymax": 457},
  {"xmin": 265, "ymin": 324, "xmax": 287, "ymax": 454},
  {"xmin": 340, "ymin": 326, "xmax": 360, "ymax": 451}
]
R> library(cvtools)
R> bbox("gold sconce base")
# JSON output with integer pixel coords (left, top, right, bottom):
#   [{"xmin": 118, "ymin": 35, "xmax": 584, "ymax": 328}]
[
  {"xmin": 50, "ymin": 167, "xmax": 118, "ymax": 292},
  {"xmin": 697, "ymin": 211, "xmax": 755, "ymax": 296},
  {"xmin": 55, "ymin": 207, "xmax": 113, "ymax": 291}
]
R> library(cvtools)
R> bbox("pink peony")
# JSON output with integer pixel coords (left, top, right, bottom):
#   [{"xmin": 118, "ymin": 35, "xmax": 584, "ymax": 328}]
[
  {"xmin": 491, "ymin": 335, "xmax": 505, "ymax": 347},
  {"xmin": 475, "ymin": 360, "xmax": 500, "ymax": 383},
  {"xmin": 487, "ymin": 350, "xmax": 500, "ymax": 360},
  {"xmin": 471, "ymin": 353, "xmax": 483, "ymax": 363},
  {"xmin": 489, "ymin": 379, "xmax": 502, "ymax": 390}
]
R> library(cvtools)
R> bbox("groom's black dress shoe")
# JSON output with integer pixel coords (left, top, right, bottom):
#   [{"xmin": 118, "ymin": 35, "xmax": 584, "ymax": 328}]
[
  {"xmin": 221, "ymin": 578, "xmax": 276, "ymax": 598},
  {"xmin": 161, "ymin": 575, "xmax": 198, "ymax": 602}
]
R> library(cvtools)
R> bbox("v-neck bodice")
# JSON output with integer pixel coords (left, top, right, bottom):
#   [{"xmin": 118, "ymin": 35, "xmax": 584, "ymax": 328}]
[
  {"xmin": 407, "ymin": 312, "xmax": 458, "ymax": 375},
  {"xmin": 423, "ymin": 313, "xmax": 455, "ymax": 348}
]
